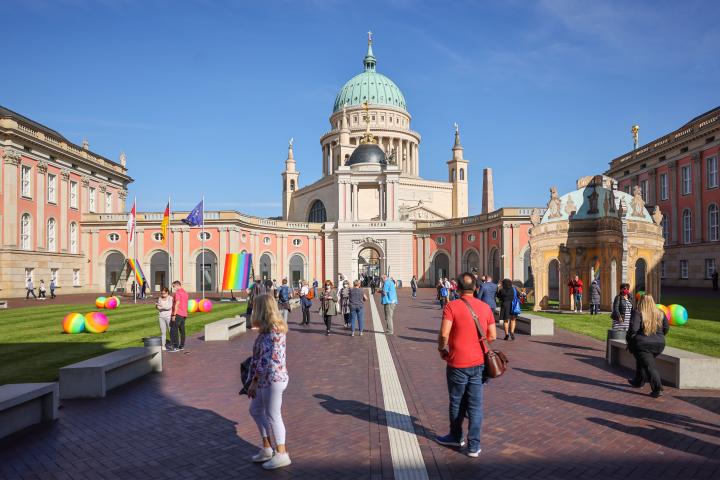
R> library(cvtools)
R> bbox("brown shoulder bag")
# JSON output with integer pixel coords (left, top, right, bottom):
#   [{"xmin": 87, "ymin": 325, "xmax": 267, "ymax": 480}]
[{"xmin": 460, "ymin": 298, "xmax": 509, "ymax": 378}]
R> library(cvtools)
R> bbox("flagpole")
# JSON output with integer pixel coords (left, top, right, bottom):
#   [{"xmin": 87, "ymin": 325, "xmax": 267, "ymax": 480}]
[
  {"xmin": 133, "ymin": 196, "xmax": 137, "ymax": 305},
  {"xmin": 168, "ymin": 195, "xmax": 172, "ymax": 290},
  {"xmin": 202, "ymin": 194, "xmax": 205, "ymax": 300}
]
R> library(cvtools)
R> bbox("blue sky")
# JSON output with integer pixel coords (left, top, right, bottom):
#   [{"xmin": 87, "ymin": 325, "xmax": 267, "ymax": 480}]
[{"xmin": 2, "ymin": 0, "xmax": 718, "ymax": 215}]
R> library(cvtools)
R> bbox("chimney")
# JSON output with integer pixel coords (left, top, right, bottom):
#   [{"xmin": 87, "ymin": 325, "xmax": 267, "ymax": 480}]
[{"xmin": 482, "ymin": 168, "xmax": 494, "ymax": 213}]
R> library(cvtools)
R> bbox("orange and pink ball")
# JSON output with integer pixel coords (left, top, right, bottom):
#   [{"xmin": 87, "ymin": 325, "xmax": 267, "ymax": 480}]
[
  {"xmin": 104, "ymin": 296, "xmax": 119, "ymax": 310},
  {"xmin": 62, "ymin": 313, "xmax": 86, "ymax": 334},
  {"xmin": 198, "ymin": 299, "xmax": 213, "ymax": 313},
  {"xmin": 84, "ymin": 311, "xmax": 109, "ymax": 333},
  {"xmin": 95, "ymin": 297, "xmax": 107, "ymax": 308}
]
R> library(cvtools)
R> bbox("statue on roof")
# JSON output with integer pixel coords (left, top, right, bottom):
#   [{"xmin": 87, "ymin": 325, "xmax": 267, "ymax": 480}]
[
  {"xmin": 631, "ymin": 185, "xmax": 646, "ymax": 217},
  {"xmin": 530, "ymin": 208, "xmax": 541, "ymax": 227},
  {"xmin": 564, "ymin": 196, "xmax": 577, "ymax": 217},
  {"xmin": 588, "ymin": 185, "xmax": 599, "ymax": 214},
  {"xmin": 547, "ymin": 186, "xmax": 562, "ymax": 219},
  {"xmin": 119, "ymin": 151, "xmax": 127, "ymax": 167}
]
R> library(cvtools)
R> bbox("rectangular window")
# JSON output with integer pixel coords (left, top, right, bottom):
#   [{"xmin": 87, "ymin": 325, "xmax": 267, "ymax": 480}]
[
  {"xmin": 705, "ymin": 259, "xmax": 716, "ymax": 279},
  {"xmin": 47, "ymin": 173, "xmax": 57, "ymax": 203},
  {"xmin": 683, "ymin": 211, "xmax": 692, "ymax": 244},
  {"xmin": 624, "ymin": 185, "xmax": 631, "ymax": 194},
  {"xmin": 51, "ymin": 268, "xmax": 59, "ymax": 286},
  {"xmin": 73, "ymin": 269, "xmax": 80, "ymax": 286},
  {"xmin": 25, "ymin": 267, "xmax": 34, "ymax": 284},
  {"xmin": 660, "ymin": 173, "xmax": 668, "ymax": 200},
  {"xmin": 21, "ymin": 165, "xmax": 32, "ymax": 197},
  {"xmin": 640, "ymin": 179, "xmax": 648, "ymax": 202},
  {"xmin": 89, "ymin": 187, "xmax": 96, "ymax": 212},
  {"xmin": 70, "ymin": 181, "xmax": 78, "ymax": 209},
  {"xmin": 680, "ymin": 260, "xmax": 689, "ymax": 279},
  {"xmin": 662, "ymin": 216, "xmax": 669, "ymax": 243},
  {"xmin": 708, "ymin": 156, "xmax": 719, "ymax": 189},
  {"xmin": 105, "ymin": 192, "xmax": 113, "ymax": 213},
  {"xmin": 681, "ymin": 165, "xmax": 692, "ymax": 195},
  {"xmin": 661, "ymin": 261, "xmax": 666, "ymax": 278}
]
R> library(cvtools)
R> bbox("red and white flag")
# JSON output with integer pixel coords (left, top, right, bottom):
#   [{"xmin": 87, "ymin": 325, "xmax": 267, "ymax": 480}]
[{"xmin": 126, "ymin": 200, "xmax": 136, "ymax": 243}]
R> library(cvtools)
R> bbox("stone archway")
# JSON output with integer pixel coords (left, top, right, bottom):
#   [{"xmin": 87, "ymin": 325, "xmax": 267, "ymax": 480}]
[
  {"xmin": 259, "ymin": 253, "xmax": 273, "ymax": 281},
  {"xmin": 195, "ymin": 249, "xmax": 218, "ymax": 293},
  {"xmin": 358, "ymin": 247, "xmax": 382, "ymax": 283},
  {"xmin": 635, "ymin": 258, "xmax": 647, "ymax": 292},
  {"xmin": 432, "ymin": 251, "xmax": 450, "ymax": 285},
  {"xmin": 289, "ymin": 254, "xmax": 305, "ymax": 288},
  {"xmin": 462, "ymin": 249, "xmax": 480, "ymax": 274},
  {"xmin": 150, "ymin": 250, "xmax": 170, "ymax": 293},
  {"xmin": 105, "ymin": 251, "xmax": 125, "ymax": 293},
  {"xmin": 548, "ymin": 259, "xmax": 560, "ymax": 303},
  {"xmin": 489, "ymin": 248, "xmax": 500, "ymax": 281}
]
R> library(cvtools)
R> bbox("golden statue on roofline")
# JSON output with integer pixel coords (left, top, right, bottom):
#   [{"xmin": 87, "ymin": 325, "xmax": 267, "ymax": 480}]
[{"xmin": 360, "ymin": 101, "xmax": 377, "ymax": 144}]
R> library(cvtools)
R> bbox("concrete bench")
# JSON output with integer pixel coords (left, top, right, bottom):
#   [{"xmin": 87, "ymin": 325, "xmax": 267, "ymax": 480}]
[
  {"xmin": 59, "ymin": 347, "xmax": 162, "ymax": 399},
  {"xmin": 608, "ymin": 339, "xmax": 720, "ymax": 389},
  {"xmin": 515, "ymin": 313, "xmax": 554, "ymax": 336},
  {"xmin": 204, "ymin": 316, "xmax": 247, "ymax": 341},
  {"xmin": 0, "ymin": 383, "xmax": 58, "ymax": 439},
  {"xmin": 0, "ymin": 300, "xmax": 7, "ymax": 309}
]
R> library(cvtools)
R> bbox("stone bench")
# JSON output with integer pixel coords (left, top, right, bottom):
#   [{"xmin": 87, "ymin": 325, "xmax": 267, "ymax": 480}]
[
  {"xmin": 204, "ymin": 316, "xmax": 247, "ymax": 341},
  {"xmin": 0, "ymin": 383, "xmax": 59, "ymax": 439},
  {"xmin": 608, "ymin": 339, "xmax": 720, "ymax": 389},
  {"xmin": 514, "ymin": 313, "xmax": 554, "ymax": 336},
  {"xmin": 0, "ymin": 300, "xmax": 7, "ymax": 309},
  {"xmin": 59, "ymin": 347, "xmax": 162, "ymax": 399}
]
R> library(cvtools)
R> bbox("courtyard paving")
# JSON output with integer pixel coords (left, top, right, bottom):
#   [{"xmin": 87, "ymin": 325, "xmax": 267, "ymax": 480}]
[{"xmin": 1, "ymin": 289, "xmax": 719, "ymax": 479}]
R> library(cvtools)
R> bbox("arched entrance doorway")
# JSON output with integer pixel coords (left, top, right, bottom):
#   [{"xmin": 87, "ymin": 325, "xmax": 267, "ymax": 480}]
[
  {"xmin": 358, "ymin": 247, "xmax": 381, "ymax": 283},
  {"xmin": 289, "ymin": 254, "xmax": 304, "ymax": 288},
  {"xmin": 463, "ymin": 250, "xmax": 480, "ymax": 274},
  {"xmin": 635, "ymin": 258, "xmax": 647, "ymax": 292},
  {"xmin": 523, "ymin": 248, "xmax": 533, "ymax": 287},
  {"xmin": 150, "ymin": 251, "xmax": 170, "ymax": 293},
  {"xmin": 105, "ymin": 251, "xmax": 125, "ymax": 292},
  {"xmin": 548, "ymin": 259, "xmax": 560, "ymax": 302},
  {"xmin": 489, "ymin": 249, "xmax": 500, "ymax": 281},
  {"xmin": 432, "ymin": 252, "xmax": 450, "ymax": 285},
  {"xmin": 196, "ymin": 250, "xmax": 218, "ymax": 293},
  {"xmin": 259, "ymin": 253, "xmax": 272, "ymax": 281}
]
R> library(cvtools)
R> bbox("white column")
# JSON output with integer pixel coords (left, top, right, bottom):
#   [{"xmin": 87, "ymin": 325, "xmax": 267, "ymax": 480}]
[
  {"xmin": 91, "ymin": 229, "xmax": 99, "ymax": 290},
  {"xmin": 36, "ymin": 165, "xmax": 46, "ymax": 249},
  {"xmin": 2, "ymin": 152, "xmax": 19, "ymax": 247},
  {"xmin": 60, "ymin": 170, "xmax": 69, "ymax": 252}
]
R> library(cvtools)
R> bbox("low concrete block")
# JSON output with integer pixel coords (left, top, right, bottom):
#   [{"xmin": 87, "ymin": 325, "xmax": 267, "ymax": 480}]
[
  {"xmin": 608, "ymin": 339, "xmax": 720, "ymax": 389},
  {"xmin": 516, "ymin": 313, "xmax": 554, "ymax": 336},
  {"xmin": 59, "ymin": 347, "xmax": 162, "ymax": 399},
  {"xmin": 0, "ymin": 383, "xmax": 58, "ymax": 439},
  {"xmin": 204, "ymin": 316, "xmax": 247, "ymax": 341}
]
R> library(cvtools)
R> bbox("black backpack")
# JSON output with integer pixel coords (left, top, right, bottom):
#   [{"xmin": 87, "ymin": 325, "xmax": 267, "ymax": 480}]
[{"xmin": 238, "ymin": 356, "xmax": 253, "ymax": 395}]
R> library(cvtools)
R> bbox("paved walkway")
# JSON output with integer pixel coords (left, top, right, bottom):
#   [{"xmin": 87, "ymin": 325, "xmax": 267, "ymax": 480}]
[{"xmin": 1, "ymin": 289, "xmax": 719, "ymax": 479}]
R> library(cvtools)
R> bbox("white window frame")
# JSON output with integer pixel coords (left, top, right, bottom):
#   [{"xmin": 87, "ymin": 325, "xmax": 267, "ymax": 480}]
[
  {"xmin": 709, "ymin": 204, "xmax": 719, "ymax": 242},
  {"xmin": 108, "ymin": 233, "xmax": 120, "ymax": 243},
  {"xmin": 624, "ymin": 185, "xmax": 631, "ymax": 194},
  {"xmin": 25, "ymin": 268, "xmax": 34, "ymax": 284},
  {"xmin": 708, "ymin": 156, "xmax": 719, "ymax": 189},
  {"xmin": 263, "ymin": 236, "xmax": 271, "ymax": 245},
  {"xmin": 640, "ymin": 179, "xmax": 648, "ymax": 202},
  {"xmin": 21, "ymin": 165, "xmax": 32, "ymax": 198},
  {"xmin": 47, "ymin": 173, "xmax": 57, "ymax": 204},
  {"xmin": 70, "ymin": 222, "xmax": 78, "ymax": 254},
  {"xmin": 659, "ymin": 173, "xmax": 668, "ymax": 200},
  {"xmin": 198, "ymin": 231, "xmax": 211, "ymax": 241},
  {"xmin": 292, "ymin": 238, "xmax": 302, "ymax": 247},
  {"xmin": 153, "ymin": 232, "xmax": 164, "ymax": 242},
  {"xmin": 21, "ymin": 213, "xmax": 32, "ymax": 250},
  {"xmin": 105, "ymin": 191, "xmax": 113, "ymax": 213},
  {"xmin": 89, "ymin": 187, "xmax": 96, "ymax": 213},
  {"xmin": 47, "ymin": 218, "xmax": 57, "ymax": 252},
  {"xmin": 680, "ymin": 260, "xmax": 689, "ymax": 279},
  {"xmin": 683, "ymin": 209, "xmax": 692, "ymax": 244},
  {"xmin": 437, "ymin": 236, "xmax": 446, "ymax": 245},
  {"xmin": 681, "ymin": 165, "xmax": 692, "ymax": 195},
  {"xmin": 70, "ymin": 181, "xmax": 78, "ymax": 209},
  {"xmin": 51, "ymin": 268, "xmax": 59, "ymax": 286},
  {"xmin": 661, "ymin": 216, "xmax": 669, "ymax": 243},
  {"xmin": 705, "ymin": 259, "xmax": 716, "ymax": 279},
  {"xmin": 73, "ymin": 269, "xmax": 80, "ymax": 286}
]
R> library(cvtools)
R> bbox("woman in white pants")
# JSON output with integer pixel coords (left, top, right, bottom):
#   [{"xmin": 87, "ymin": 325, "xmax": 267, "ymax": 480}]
[
  {"xmin": 248, "ymin": 294, "xmax": 290, "ymax": 470},
  {"xmin": 155, "ymin": 287, "xmax": 172, "ymax": 350}
]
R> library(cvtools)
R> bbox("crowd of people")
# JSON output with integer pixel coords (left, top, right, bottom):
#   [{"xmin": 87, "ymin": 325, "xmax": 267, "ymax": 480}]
[{"xmin": 24, "ymin": 277, "xmax": 57, "ymax": 300}]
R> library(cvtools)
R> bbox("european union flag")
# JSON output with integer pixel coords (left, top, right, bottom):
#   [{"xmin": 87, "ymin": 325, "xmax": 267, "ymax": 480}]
[{"xmin": 182, "ymin": 200, "xmax": 203, "ymax": 226}]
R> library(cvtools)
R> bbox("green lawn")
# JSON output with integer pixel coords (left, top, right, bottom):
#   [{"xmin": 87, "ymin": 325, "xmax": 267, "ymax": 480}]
[
  {"xmin": 0, "ymin": 301, "xmax": 246, "ymax": 384},
  {"xmin": 534, "ymin": 295, "xmax": 720, "ymax": 357}
]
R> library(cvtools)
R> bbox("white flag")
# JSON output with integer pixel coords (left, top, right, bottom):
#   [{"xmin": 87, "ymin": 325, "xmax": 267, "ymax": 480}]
[{"xmin": 126, "ymin": 200, "xmax": 136, "ymax": 243}]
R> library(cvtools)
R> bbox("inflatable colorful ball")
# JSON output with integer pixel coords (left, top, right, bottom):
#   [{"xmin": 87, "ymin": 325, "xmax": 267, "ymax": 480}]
[
  {"xmin": 668, "ymin": 304, "xmax": 688, "ymax": 326},
  {"xmin": 84, "ymin": 311, "xmax": 109, "ymax": 333},
  {"xmin": 198, "ymin": 299, "xmax": 213, "ymax": 313},
  {"xmin": 188, "ymin": 299, "xmax": 198, "ymax": 313},
  {"xmin": 104, "ymin": 296, "xmax": 119, "ymax": 310},
  {"xmin": 62, "ymin": 313, "xmax": 86, "ymax": 334},
  {"xmin": 635, "ymin": 291, "xmax": 645, "ymax": 303},
  {"xmin": 656, "ymin": 304, "xmax": 670, "ymax": 322},
  {"xmin": 95, "ymin": 296, "xmax": 107, "ymax": 309}
]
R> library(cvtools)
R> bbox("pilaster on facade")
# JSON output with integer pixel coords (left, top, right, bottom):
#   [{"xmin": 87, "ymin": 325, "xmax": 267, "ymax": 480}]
[
  {"xmin": 693, "ymin": 153, "xmax": 703, "ymax": 242},
  {"xmin": 668, "ymin": 160, "xmax": 679, "ymax": 244},
  {"xmin": 60, "ymin": 173, "xmax": 69, "ymax": 252}
]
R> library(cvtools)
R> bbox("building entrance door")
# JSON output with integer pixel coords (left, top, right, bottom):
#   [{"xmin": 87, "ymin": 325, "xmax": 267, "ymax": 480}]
[{"xmin": 358, "ymin": 247, "xmax": 381, "ymax": 282}]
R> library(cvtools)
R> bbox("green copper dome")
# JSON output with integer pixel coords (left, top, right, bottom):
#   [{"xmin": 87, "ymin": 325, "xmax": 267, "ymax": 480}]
[{"xmin": 332, "ymin": 39, "xmax": 407, "ymax": 113}]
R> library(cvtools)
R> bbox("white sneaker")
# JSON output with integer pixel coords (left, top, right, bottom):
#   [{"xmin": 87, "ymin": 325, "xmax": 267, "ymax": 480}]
[
  {"xmin": 251, "ymin": 447, "xmax": 273, "ymax": 463},
  {"xmin": 467, "ymin": 448, "xmax": 482, "ymax": 458},
  {"xmin": 262, "ymin": 452, "xmax": 291, "ymax": 469}
]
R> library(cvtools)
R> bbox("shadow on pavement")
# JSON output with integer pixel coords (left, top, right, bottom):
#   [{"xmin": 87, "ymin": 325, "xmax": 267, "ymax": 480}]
[
  {"xmin": 408, "ymin": 327, "xmax": 439, "ymax": 335},
  {"xmin": 674, "ymin": 396, "xmax": 720, "ymax": 416},
  {"xmin": 397, "ymin": 335, "xmax": 437, "ymax": 344},
  {"xmin": 531, "ymin": 341, "xmax": 601, "ymax": 351},
  {"xmin": 514, "ymin": 367, "xmax": 645, "ymax": 395}
]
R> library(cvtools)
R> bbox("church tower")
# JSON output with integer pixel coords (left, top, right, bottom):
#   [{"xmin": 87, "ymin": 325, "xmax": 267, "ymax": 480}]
[
  {"xmin": 281, "ymin": 139, "xmax": 299, "ymax": 220},
  {"xmin": 447, "ymin": 125, "xmax": 469, "ymax": 218}
]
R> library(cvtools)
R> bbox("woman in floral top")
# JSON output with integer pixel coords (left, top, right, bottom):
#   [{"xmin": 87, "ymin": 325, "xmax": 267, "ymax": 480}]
[{"xmin": 248, "ymin": 294, "xmax": 291, "ymax": 470}]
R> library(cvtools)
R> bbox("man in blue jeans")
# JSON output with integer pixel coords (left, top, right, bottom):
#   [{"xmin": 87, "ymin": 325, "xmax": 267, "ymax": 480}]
[{"xmin": 436, "ymin": 272, "xmax": 497, "ymax": 457}]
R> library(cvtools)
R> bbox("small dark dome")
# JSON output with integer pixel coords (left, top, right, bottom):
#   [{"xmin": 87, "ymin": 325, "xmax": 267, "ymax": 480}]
[{"xmin": 347, "ymin": 143, "xmax": 387, "ymax": 166}]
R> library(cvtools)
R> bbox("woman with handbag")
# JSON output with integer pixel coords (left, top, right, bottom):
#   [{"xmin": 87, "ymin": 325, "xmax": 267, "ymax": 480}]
[
  {"xmin": 497, "ymin": 278, "xmax": 518, "ymax": 340},
  {"xmin": 319, "ymin": 280, "xmax": 338, "ymax": 336},
  {"xmin": 627, "ymin": 294, "xmax": 669, "ymax": 397},
  {"xmin": 611, "ymin": 283, "xmax": 632, "ymax": 330},
  {"xmin": 349, "ymin": 280, "xmax": 368, "ymax": 336},
  {"xmin": 299, "ymin": 280, "xmax": 311, "ymax": 326},
  {"xmin": 247, "ymin": 294, "xmax": 291, "ymax": 469},
  {"xmin": 339, "ymin": 280, "xmax": 352, "ymax": 329}
]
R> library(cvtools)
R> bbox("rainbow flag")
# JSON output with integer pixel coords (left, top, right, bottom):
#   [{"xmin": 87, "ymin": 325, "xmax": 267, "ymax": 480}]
[
  {"xmin": 222, "ymin": 253, "xmax": 252, "ymax": 290},
  {"xmin": 128, "ymin": 258, "xmax": 147, "ymax": 286}
]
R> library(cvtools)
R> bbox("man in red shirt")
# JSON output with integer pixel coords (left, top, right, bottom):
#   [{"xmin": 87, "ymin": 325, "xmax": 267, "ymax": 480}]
[
  {"xmin": 436, "ymin": 272, "xmax": 497, "ymax": 458},
  {"xmin": 170, "ymin": 280, "xmax": 189, "ymax": 352},
  {"xmin": 572, "ymin": 275, "xmax": 584, "ymax": 313}
]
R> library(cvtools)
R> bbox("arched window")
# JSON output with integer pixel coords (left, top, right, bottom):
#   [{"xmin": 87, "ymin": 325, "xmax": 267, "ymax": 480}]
[
  {"xmin": 682, "ymin": 209, "xmax": 692, "ymax": 244},
  {"xmin": 290, "ymin": 180, "xmax": 295, "ymax": 192},
  {"xmin": 308, "ymin": 200, "xmax": 327, "ymax": 223},
  {"xmin": 709, "ymin": 204, "xmax": 719, "ymax": 241},
  {"xmin": 450, "ymin": 168, "xmax": 456, "ymax": 182},
  {"xmin": 21, "ymin": 213, "xmax": 32, "ymax": 250},
  {"xmin": 47, "ymin": 218, "xmax": 57, "ymax": 252},
  {"xmin": 459, "ymin": 168, "xmax": 465, "ymax": 181},
  {"xmin": 70, "ymin": 222, "xmax": 78, "ymax": 254}
]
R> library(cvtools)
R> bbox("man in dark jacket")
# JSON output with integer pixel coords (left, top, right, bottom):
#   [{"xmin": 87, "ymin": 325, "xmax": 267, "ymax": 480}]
[
  {"xmin": 478, "ymin": 275, "xmax": 498, "ymax": 311},
  {"xmin": 589, "ymin": 280, "xmax": 601, "ymax": 315}
]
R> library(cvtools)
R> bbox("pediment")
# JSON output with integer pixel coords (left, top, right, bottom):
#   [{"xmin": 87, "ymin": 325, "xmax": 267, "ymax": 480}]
[{"xmin": 399, "ymin": 204, "xmax": 447, "ymax": 221}]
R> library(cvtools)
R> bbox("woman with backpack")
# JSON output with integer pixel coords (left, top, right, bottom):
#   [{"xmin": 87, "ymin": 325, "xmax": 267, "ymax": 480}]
[
  {"xmin": 627, "ymin": 294, "xmax": 669, "ymax": 397},
  {"xmin": 299, "ymin": 280, "xmax": 312, "ymax": 326},
  {"xmin": 497, "ymin": 278, "xmax": 520, "ymax": 340},
  {"xmin": 339, "ymin": 280, "xmax": 351, "ymax": 329},
  {"xmin": 319, "ymin": 280, "xmax": 338, "ymax": 336}
]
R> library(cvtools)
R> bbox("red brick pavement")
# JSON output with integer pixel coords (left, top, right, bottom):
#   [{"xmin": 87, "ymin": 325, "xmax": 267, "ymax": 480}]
[{"xmin": 1, "ymin": 288, "xmax": 719, "ymax": 479}]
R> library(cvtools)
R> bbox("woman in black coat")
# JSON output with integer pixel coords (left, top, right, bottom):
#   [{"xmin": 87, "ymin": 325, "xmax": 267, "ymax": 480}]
[
  {"xmin": 627, "ymin": 294, "xmax": 670, "ymax": 397},
  {"xmin": 497, "ymin": 278, "xmax": 517, "ymax": 341}
]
